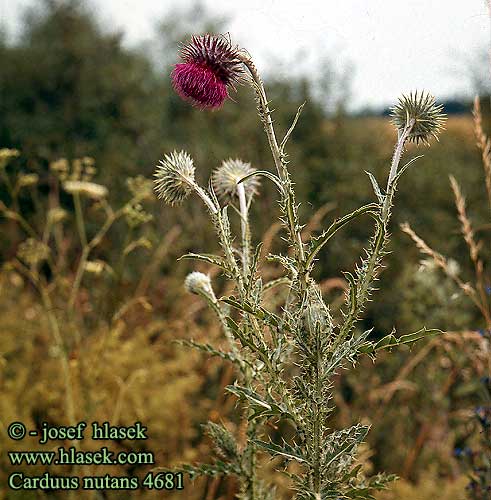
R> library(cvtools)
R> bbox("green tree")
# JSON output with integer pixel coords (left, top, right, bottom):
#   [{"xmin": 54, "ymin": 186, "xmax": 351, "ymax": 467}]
[{"xmin": 0, "ymin": 0, "xmax": 161, "ymax": 183}]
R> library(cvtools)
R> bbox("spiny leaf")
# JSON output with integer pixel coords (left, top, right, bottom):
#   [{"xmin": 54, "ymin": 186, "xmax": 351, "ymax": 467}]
[
  {"xmin": 178, "ymin": 252, "xmax": 230, "ymax": 271},
  {"xmin": 343, "ymin": 271, "xmax": 358, "ymax": 318},
  {"xmin": 388, "ymin": 155, "xmax": 424, "ymax": 192},
  {"xmin": 226, "ymin": 384, "xmax": 294, "ymax": 420},
  {"xmin": 238, "ymin": 170, "xmax": 284, "ymax": 193},
  {"xmin": 266, "ymin": 253, "xmax": 297, "ymax": 275},
  {"xmin": 254, "ymin": 439, "xmax": 310, "ymax": 464},
  {"xmin": 365, "ymin": 171, "xmax": 384, "ymax": 203},
  {"xmin": 262, "ymin": 276, "xmax": 291, "ymax": 292},
  {"xmin": 177, "ymin": 339, "xmax": 251, "ymax": 367},
  {"xmin": 179, "ymin": 460, "xmax": 241, "ymax": 480},
  {"xmin": 224, "ymin": 316, "xmax": 258, "ymax": 351},
  {"xmin": 203, "ymin": 422, "xmax": 240, "ymax": 462},
  {"xmin": 226, "ymin": 384, "xmax": 272, "ymax": 409},
  {"xmin": 359, "ymin": 327, "xmax": 441, "ymax": 354},
  {"xmin": 221, "ymin": 296, "xmax": 283, "ymax": 328},
  {"xmin": 246, "ymin": 242, "xmax": 263, "ymax": 294},
  {"xmin": 280, "ymin": 101, "xmax": 306, "ymax": 151},
  {"xmin": 306, "ymin": 203, "xmax": 379, "ymax": 270},
  {"xmin": 323, "ymin": 330, "xmax": 372, "ymax": 381},
  {"xmin": 323, "ymin": 424, "xmax": 370, "ymax": 471}
]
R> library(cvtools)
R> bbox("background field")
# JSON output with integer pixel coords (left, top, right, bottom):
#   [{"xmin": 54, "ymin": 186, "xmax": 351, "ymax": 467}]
[{"xmin": 1, "ymin": 1, "xmax": 490, "ymax": 498}]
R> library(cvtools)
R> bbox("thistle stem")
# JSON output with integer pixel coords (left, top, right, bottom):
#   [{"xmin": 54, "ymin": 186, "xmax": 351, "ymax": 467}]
[
  {"xmin": 385, "ymin": 120, "xmax": 414, "ymax": 197},
  {"xmin": 193, "ymin": 183, "xmax": 218, "ymax": 214},
  {"xmin": 335, "ymin": 123, "xmax": 414, "ymax": 351},
  {"xmin": 381, "ymin": 120, "xmax": 414, "ymax": 222},
  {"xmin": 239, "ymin": 54, "xmax": 305, "ymax": 264},
  {"xmin": 237, "ymin": 183, "xmax": 250, "ymax": 275}
]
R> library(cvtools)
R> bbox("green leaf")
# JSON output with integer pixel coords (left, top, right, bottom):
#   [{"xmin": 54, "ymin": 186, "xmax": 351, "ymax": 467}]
[
  {"xmin": 306, "ymin": 203, "xmax": 379, "ymax": 269},
  {"xmin": 224, "ymin": 316, "xmax": 257, "ymax": 351},
  {"xmin": 221, "ymin": 296, "xmax": 283, "ymax": 328},
  {"xmin": 203, "ymin": 422, "xmax": 240, "ymax": 462},
  {"xmin": 253, "ymin": 439, "xmax": 309, "ymax": 464},
  {"xmin": 179, "ymin": 460, "xmax": 241, "ymax": 480},
  {"xmin": 177, "ymin": 339, "xmax": 250, "ymax": 367},
  {"xmin": 388, "ymin": 155, "xmax": 424, "ymax": 192},
  {"xmin": 323, "ymin": 424, "xmax": 370, "ymax": 471},
  {"xmin": 343, "ymin": 271, "xmax": 357, "ymax": 318},
  {"xmin": 365, "ymin": 171, "xmax": 384, "ymax": 203},
  {"xmin": 263, "ymin": 276, "xmax": 291, "ymax": 292},
  {"xmin": 238, "ymin": 170, "xmax": 284, "ymax": 193},
  {"xmin": 178, "ymin": 252, "xmax": 230, "ymax": 271},
  {"xmin": 226, "ymin": 385, "xmax": 294, "ymax": 420},
  {"xmin": 323, "ymin": 330, "xmax": 371, "ymax": 380},
  {"xmin": 266, "ymin": 253, "xmax": 297, "ymax": 275},
  {"xmin": 359, "ymin": 327, "xmax": 441, "ymax": 354},
  {"xmin": 246, "ymin": 242, "xmax": 263, "ymax": 294},
  {"xmin": 280, "ymin": 101, "xmax": 306, "ymax": 150},
  {"xmin": 227, "ymin": 385, "xmax": 271, "ymax": 409}
]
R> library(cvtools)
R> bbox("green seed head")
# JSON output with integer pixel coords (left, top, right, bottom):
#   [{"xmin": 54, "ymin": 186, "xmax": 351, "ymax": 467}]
[
  {"xmin": 390, "ymin": 91, "xmax": 446, "ymax": 145},
  {"xmin": 154, "ymin": 151, "xmax": 196, "ymax": 206},
  {"xmin": 212, "ymin": 158, "xmax": 259, "ymax": 202}
]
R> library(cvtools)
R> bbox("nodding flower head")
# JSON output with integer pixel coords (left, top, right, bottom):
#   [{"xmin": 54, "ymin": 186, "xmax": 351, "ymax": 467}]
[
  {"xmin": 212, "ymin": 158, "xmax": 259, "ymax": 202},
  {"xmin": 172, "ymin": 34, "xmax": 244, "ymax": 109},
  {"xmin": 184, "ymin": 271, "xmax": 214, "ymax": 298},
  {"xmin": 154, "ymin": 151, "xmax": 195, "ymax": 206},
  {"xmin": 390, "ymin": 91, "xmax": 446, "ymax": 145}
]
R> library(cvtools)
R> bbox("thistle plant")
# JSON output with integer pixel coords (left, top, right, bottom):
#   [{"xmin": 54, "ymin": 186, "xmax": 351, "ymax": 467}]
[{"xmin": 156, "ymin": 33, "xmax": 445, "ymax": 499}]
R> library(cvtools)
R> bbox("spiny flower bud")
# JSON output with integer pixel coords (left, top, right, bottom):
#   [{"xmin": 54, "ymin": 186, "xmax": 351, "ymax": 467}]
[
  {"xmin": 212, "ymin": 159, "xmax": 259, "ymax": 202},
  {"xmin": 172, "ymin": 34, "xmax": 244, "ymax": 109},
  {"xmin": 154, "ymin": 151, "xmax": 196, "ymax": 206},
  {"xmin": 184, "ymin": 271, "xmax": 214, "ymax": 298},
  {"xmin": 390, "ymin": 91, "xmax": 446, "ymax": 145}
]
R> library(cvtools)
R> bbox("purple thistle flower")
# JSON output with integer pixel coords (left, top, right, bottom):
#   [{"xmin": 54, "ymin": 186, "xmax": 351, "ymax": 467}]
[{"xmin": 171, "ymin": 34, "xmax": 244, "ymax": 109}]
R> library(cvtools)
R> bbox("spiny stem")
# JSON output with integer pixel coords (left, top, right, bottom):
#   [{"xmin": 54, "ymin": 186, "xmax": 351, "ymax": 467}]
[
  {"xmin": 193, "ymin": 183, "xmax": 219, "ymax": 214},
  {"xmin": 337, "ymin": 122, "xmax": 414, "ymax": 349},
  {"xmin": 237, "ymin": 183, "xmax": 250, "ymax": 275},
  {"xmin": 239, "ymin": 54, "xmax": 305, "ymax": 265},
  {"xmin": 312, "ymin": 342, "xmax": 322, "ymax": 495},
  {"xmin": 383, "ymin": 120, "xmax": 415, "ymax": 216}
]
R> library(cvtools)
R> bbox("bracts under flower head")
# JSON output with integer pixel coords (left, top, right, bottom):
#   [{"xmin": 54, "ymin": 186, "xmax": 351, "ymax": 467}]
[{"xmin": 172, "ymin": 34, "xmax": 245, "ymax": 109}]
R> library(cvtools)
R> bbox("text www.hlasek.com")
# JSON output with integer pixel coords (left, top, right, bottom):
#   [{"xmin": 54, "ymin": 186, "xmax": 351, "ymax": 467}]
[{"xmin": 9, "ymin": 447, "xmax": 154, "ymax": 466}]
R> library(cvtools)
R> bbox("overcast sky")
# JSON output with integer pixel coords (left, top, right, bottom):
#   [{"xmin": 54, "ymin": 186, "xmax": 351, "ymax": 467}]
[{"xmin": 2, "ymin": 0, "xmax": 491, "ymax": 110}]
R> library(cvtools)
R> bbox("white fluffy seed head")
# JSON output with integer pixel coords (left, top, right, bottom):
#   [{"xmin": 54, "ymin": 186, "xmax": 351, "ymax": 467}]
[
  {"xmin": 212, "ymin": 158, "xmax": 259, "ymax": 202},
  {"xmin": 184, "ymin": 271, "xmax": 214, "ymax": 297},
  {"xmin": 154, "ymin": 150, "xmax": 196, "ymax": 206}
]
